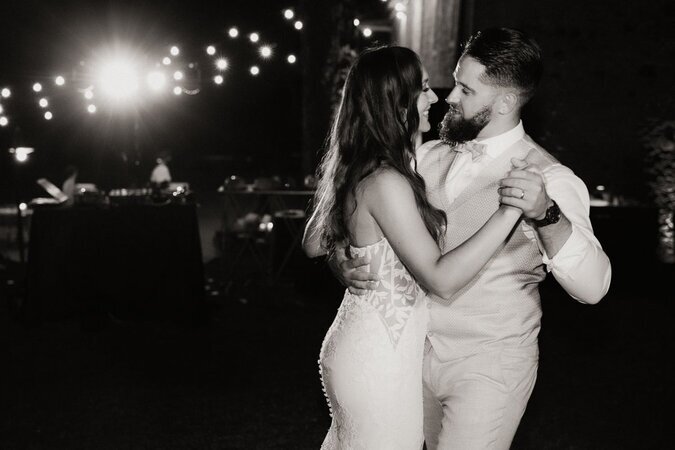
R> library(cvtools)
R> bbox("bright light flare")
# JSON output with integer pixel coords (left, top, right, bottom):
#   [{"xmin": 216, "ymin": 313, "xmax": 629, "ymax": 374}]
[
  {"xmin": 395, "ymin": 2, "xmax": 406, "ymax": 12},
  {"xmin": 249, "ymin": 32, "xmax": 260, "ymax": 43},
  {"xmin": 0, "ymin": 116, "xmax": 7, "ymax": 126},
  {"xmin": 1, "ymin": 88, "xmax": 10, "ymax": 98},
  {"xmin": 250, "ymin": 66, "xmax": 260, "ymax": 76},
  {"xmin": 98, "ymin": 59, "xmax": 139, "ymax": 101},
  {"xmin": 173, "ymin": 70, "xmax": 184, "ymax": 81},
  {"xmin": 84, "ymin": 89, "xmax": 94, "ymax": 100},
  {"xmin": 214, "ymin": 75, "xmax": 224, "ymax": 85},
  {"xmin": 228, "ymin": 27, "xmax": 239, "ymax": 38},
  {"xmin": 287, "ymin": 54, "xmax": 296, "ymax": 64},
  {"xmin": 216, "ymin": 58, "xmax": 228, "ymax": 70},
  {"xmin": 260, "ymin": 46, "xmax": 272, "ymax": 58},
  {"xmin": 363, "ymin": 27, "xmax": 373, "ymax": 37},
  {"xmin": 283, "ymin": 9, "xmax": 294, "ymax": 19},
  {"xmin": 396, "ymin": 11, "xmax": 406, "ymax": 20},
  {"xmin": 87, "ymin": 104, "xmax": 97, "ymax": 114},
  {"xmin": 146, "ymin": 71, "xmax": 166, "ymax": 91},
  {"xmin": 39, "ymin": 98, "xmax": 48, "ymax": 108},
  {"xmin": 294, "ymin": 20, "xmax": 303, "ymax": 30},
  {"xmin": 162, "ymin": 57, "xmax": 171, "ymax": 65},
  {"xmin": 206, "ymin": 45, "xmax": 216, "ymax": 55},
  {"xmin": 353, "ymin": 18, "xmax": 360, "ymax": 26},
  {"xmin": 55, "ymin": 76, "xmax": 65, "ymax": 86},
  {"xmin": 44, "ymin": 111, "xmax": 53, "ymax": 120},
  {"xmin": 170, "ymin": 46, "xmax": 180, "ymax": 56},
  {"xmin": 33, "ymin": 83, "xmax": 43, "ymax": 92},
  {"xmin": 173, "ymin": 86, "xmax": 182, "ymax": 95}
]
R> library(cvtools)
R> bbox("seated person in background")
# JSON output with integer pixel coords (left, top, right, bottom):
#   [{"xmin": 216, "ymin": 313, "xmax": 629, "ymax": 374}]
[{"xmin": 150, "ymin": 151, "xmax": 172, "ymax": 188}]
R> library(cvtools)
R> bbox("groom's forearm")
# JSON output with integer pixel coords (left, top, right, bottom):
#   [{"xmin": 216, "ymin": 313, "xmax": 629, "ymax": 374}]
[{"xmin": 534, "ymin": 213, "xmax": 573, "ymax": 258}]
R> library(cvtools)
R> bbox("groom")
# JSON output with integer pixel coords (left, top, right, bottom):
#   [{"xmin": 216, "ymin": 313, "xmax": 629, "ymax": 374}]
[{"xmin": 337, "ymin": 28, "xmax": 611, "ymax": 449}]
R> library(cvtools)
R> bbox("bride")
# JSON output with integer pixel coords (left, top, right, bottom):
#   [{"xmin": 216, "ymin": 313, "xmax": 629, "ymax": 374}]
[{"xmin": 303, "ymin": 46, "xmax": 523, "ymax": 449}]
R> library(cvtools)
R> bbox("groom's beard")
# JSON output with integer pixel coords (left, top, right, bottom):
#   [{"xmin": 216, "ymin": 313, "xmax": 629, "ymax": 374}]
[{"xmin": 439, "ymin": 105, "xmax": 492, "ymax": 145}]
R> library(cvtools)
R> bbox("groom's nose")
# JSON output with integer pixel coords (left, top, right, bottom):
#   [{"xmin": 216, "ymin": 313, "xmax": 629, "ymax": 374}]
[{"xmin": 446, "ymin": 86, "xmax": 461, "ymax": 104}]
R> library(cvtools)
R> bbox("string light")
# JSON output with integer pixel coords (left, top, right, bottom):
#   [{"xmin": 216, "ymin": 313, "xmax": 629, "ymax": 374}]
[
  {"xmin": 394, "ymin": 2, "xmax": 406, "ymax": 12},
  {"xmin": 396, "ymin": 11, "xmax": 406, "ymax": 20},
  {"xmin": 363, "ymin": 28, "xmax": 373, "ymax": 37},
  {"xmin": 260, "ymin": 46, "xmax": 272, "ymax": 58},
  {"xmin": 0, "ymin": 116, "xmax": 8, "ymax": 126},
  {"xmin": 216, "ymin": 58, "xmax": 228, "ymax": 70},
  {"xmin": 353, "ymin": 18, "xmax": 360, "ymax": 26},
  {"xmin": 1, "ymin": 10, "xmax": 311, "ymax": 123}
]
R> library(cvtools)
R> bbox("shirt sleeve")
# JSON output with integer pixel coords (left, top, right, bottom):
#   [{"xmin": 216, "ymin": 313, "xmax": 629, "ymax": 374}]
[{"xmin": 538, "ymin": 164, "xmax": 612, "ymax": 304}]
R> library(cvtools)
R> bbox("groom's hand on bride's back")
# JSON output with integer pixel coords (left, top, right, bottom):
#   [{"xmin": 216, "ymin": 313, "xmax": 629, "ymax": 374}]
[{"xmin": 328, "ymin": 249, "xmax": 380, "ymax": 295}]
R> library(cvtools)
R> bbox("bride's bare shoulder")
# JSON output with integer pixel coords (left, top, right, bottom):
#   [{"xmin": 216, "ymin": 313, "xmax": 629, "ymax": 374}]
[{"xmin": 359, "ymin": 167, "xmax": 413, "ymax": 202}]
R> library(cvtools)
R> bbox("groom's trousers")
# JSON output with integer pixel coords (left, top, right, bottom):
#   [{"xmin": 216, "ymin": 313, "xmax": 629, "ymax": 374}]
[{"xmin": 422, "ymin": 342, "xmax": 538, "ymax": 449}]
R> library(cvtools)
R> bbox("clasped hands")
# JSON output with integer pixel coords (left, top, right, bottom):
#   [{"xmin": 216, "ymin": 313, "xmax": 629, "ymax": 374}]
[{"xmin": 336, "ymin": 153, "xmax": 553, "ymax": 295}]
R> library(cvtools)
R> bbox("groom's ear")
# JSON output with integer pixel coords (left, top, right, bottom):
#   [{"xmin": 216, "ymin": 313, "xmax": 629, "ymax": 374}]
[{"xmin": 498, "ymin": 92, "xmax": 519, "ymax": 115}]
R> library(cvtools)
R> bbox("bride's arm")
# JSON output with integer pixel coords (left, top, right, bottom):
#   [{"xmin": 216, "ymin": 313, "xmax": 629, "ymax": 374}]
[
  {"xmin": 366, "ymin": 169, "xmax": 521, "ymax": 299},
  {"xmin": 302, "ymin": 205, "xmax": 326, "ymax": 258}
]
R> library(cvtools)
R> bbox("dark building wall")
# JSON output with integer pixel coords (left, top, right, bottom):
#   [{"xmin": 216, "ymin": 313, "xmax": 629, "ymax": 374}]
[{"xmin": 471, "ymin": 0, "xmax": 675, "ymax": 201}]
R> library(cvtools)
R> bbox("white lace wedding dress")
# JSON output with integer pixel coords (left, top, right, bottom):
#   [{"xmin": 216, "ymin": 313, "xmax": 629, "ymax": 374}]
[{"xmin": 319, "ymin": 237, "xmax": 428, "ymax": 449}]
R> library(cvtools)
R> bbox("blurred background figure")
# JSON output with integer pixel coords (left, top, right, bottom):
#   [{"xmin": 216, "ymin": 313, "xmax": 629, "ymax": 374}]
[
  {"xmin": 150, "ymin": 150, "xmax": 172, "ymax": 188},
  {"xmin": 61, "ymin": 165, "xmax": 78, "ymax": 206}
]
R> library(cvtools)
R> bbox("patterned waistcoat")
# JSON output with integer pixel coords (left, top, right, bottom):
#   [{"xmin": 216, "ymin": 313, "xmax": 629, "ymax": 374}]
[{"xmin": 417, "ymin": 136, "xmax": 558, "ymax": 361}]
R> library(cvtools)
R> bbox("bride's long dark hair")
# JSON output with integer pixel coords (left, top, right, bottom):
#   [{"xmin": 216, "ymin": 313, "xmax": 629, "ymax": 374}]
[{"xmin": 311, "ymin": 46, "xmax": 446, "ymax": 257}]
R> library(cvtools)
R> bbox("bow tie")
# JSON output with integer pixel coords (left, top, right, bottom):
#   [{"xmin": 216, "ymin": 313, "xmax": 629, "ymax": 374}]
[{"xmin": 454, "ymin": 141, "xmax": 486, "ymax": 161}]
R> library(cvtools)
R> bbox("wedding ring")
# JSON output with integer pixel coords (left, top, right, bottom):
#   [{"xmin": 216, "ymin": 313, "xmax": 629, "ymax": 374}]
[{"xmin": 519, "ymin": 189, "xmax": 525, "ymax": 199}]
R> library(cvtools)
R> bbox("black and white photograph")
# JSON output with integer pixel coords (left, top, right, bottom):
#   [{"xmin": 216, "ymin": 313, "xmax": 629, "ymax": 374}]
[{"xmin": 1, "ymin": 0, "xmax": 673, "ymax": 448}]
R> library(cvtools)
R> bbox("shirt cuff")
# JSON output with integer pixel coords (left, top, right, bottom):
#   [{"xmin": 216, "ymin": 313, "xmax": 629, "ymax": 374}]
[{"xmin": 540, "ymin": 223, "xmax": 589, "ymax": 276}]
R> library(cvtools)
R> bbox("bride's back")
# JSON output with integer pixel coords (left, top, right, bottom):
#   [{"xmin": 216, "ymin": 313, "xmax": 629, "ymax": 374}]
[{"xmin": 344, "ymin": 167, "xmax": 390, "ymax": 249}]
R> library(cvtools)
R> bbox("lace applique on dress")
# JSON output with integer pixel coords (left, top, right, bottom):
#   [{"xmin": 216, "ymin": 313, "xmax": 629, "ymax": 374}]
[
  {"xmin": 318, "ymin": 237, "xmax": 427, "ymax": 449},
  {"xmin": 350, "ymin": 238, "xmax": 422, "ymax": 347}
]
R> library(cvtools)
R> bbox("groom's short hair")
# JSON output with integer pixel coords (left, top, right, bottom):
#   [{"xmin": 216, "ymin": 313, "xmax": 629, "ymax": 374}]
[{"xmin": 462, "ymin": 27, "xmax": 543, "ymax": 104}]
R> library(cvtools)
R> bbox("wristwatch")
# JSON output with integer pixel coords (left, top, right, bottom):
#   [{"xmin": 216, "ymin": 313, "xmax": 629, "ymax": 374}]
[{"xmin": 531, "ymin": 200, "xmax": 561, "ymax": 227}]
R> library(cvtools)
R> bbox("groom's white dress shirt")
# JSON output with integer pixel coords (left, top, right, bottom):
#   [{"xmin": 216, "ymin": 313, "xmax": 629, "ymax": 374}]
[{"xmin": 418, "ymin": 121, "xmax": 611, "ymax": 304}]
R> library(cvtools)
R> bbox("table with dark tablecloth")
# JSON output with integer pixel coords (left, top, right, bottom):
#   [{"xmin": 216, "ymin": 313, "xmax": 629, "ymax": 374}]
[{"xmin": 24, "ymin": 204, "xmax": 205, "ymax": 322}]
